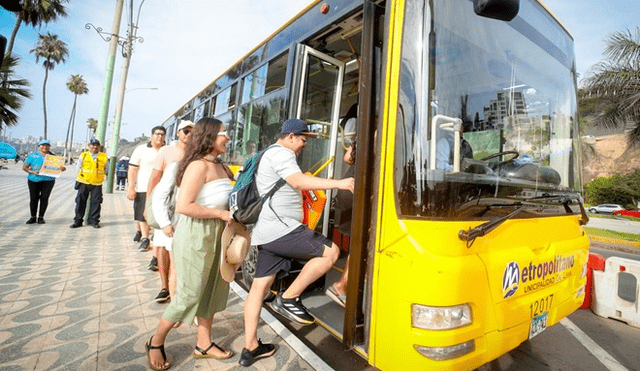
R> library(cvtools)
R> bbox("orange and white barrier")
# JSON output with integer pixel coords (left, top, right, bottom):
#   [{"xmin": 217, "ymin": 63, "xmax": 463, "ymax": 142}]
[
  {"xmin": 580, "ymin": 253, "xmax": 605, "ymax": 309},
  {"xmin": 591, "ymin": 256, "xmax": 640, "ymax": 329}
]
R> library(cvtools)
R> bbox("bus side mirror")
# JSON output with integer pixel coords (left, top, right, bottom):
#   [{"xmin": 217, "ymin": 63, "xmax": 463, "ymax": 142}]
[{"xmin": 473, "ymin": 0, "xmax": 520, "ymax": 22}]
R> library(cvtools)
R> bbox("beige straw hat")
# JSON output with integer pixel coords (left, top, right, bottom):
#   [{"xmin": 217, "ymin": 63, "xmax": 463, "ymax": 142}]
[{"xmin": 220, "ymin": 222, "xmax": 251, "ymax": 282}]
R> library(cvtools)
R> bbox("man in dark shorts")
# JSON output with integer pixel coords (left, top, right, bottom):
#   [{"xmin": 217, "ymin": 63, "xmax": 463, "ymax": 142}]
[
  {"xmin": 239, "ymin": 119, "xmax": 354, "ymax": 367},
  {"xmin": 127, "ymin": 126, "xmax": 165, "ymax": 257}
]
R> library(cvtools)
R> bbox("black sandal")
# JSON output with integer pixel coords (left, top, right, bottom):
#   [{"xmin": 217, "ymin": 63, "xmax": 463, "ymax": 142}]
[
  {"xmin": 194, "ymin": 341, "xmax": 234, "ymax": 359},
  {"xmin": 146, "ymin": 336, "xmax": 170, "ymax": 370}
]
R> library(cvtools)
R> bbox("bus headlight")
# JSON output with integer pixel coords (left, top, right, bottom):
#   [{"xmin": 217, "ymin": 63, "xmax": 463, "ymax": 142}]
[
  {"xmin": 411, "ymin": 304, "xmax": 472, "ymax": 330},
  {"xmin": 414, "ymin": 340, "xmax": 475, "ymax": 360}
]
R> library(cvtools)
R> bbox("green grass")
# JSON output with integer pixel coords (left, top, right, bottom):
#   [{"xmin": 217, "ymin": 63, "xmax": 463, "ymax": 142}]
[
  {"xmin": 587, "ymin": 213, "xmax": 640, "ymax": 222},
  {"xmin": 584, "ymin": 227, "xmax": 640, "ymax": 242}
]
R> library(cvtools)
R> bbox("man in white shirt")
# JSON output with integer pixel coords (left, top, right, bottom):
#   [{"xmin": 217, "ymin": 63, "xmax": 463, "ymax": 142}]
[
  {"xmin": 127, "ymin": 126, "xmax": 165, "ymax": 259},
  {"xmin": 146, "ymin": 120, "xmax": 193, "ymax": 303}
]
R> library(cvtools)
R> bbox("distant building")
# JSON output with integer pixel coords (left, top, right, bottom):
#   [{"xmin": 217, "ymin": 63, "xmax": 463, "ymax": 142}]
[{"xmin": 482, "ymin": 90, "xmax": 528, "ymax": 130}]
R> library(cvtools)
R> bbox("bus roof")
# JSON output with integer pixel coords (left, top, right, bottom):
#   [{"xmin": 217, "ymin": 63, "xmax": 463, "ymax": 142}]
[
  {"xmin": 536, "ymin": 0, "xmax": 573, "ymax": 40},
  {"xmin": 165, "ymin": 0, "xmax": 323, "ymax": 122},
  {"xmin": 164, "ymin": 0, "xmax": 573, "ymax": 125}
]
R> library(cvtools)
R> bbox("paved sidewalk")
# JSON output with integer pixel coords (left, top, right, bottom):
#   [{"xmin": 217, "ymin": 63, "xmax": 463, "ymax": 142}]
[{"xmin": 0, "ymin": 162, "xmax": 315, "ymax": 371}]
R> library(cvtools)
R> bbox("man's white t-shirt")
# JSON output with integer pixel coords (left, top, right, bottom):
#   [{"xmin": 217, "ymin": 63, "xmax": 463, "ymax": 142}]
[
  {"xmin": 251, "ymin": 145, "xmax": 303, "ymax": 245},
  {"xmin": 129, "ymin": 144, "xmax": 160, "ymax": 193}
]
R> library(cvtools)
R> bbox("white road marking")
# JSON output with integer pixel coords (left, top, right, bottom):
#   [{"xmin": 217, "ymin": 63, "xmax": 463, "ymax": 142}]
[
  {"xmin": 560, "ymin": 318, "xmax": 629, "ymax": 371},
  {"xmin": 231, "ymin": 281, "xmax": 335, "ymax": 371}
]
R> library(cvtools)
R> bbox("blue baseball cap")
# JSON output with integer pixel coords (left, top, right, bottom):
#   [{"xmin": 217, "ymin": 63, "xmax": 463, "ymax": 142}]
[
  {"xmin": 89, "ymin": 138, "xmax": 100, "ymax": 145},
  {"xmin": 37, "ymin": 140, "xmax": 51, "ymax": 146},
  {"xmin": 280, "ymin": 118, "xmax": 315, "ymax": 136}
]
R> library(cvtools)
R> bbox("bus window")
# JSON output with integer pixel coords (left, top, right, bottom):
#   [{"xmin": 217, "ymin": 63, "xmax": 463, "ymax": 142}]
[
  {"xmin": 193, "ymin": 102, "xmax": 206, "ymax": 123},
  {"xmin": 215, "ymin": 110, "xmax": 235, "ymax": 163},
  {"xmin": 214, "ymin": 83, "xmax": 238, "ymax": 116},
  {"xmin": 241, "ymin": 52, "xmax": 288, "ymax": 104},
  {"xmin": 232, "ymin": 91, "xmax": 287, "ymax": 165}
]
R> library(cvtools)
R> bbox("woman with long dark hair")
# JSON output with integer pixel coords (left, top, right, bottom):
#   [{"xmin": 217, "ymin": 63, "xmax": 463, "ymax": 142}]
[{"xmin": 145, "ymin": 117, "xmax": 235, "ymax": 370}]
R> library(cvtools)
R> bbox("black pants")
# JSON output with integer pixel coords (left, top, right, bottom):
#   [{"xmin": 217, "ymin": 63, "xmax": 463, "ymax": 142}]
[
  {"xmin": 27, "ymin": 180, "xmax": 55, "ymax": 218},
  {"xmin": 116, "ymin": 176, "xmax": 126, "ymax": 187},
  {"xmin": 74, "ymin": 183, "xmax": 103, "ymax": 225}
]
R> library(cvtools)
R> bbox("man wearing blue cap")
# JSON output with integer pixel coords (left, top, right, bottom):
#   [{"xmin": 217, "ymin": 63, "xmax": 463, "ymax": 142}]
[
  {"xmin": 239, "ymin": 119, "xmax": 354, "ymax": 367},
  {"xmin": 70, "ymin": 139, "xmax": 108, "ymax": 228},
  {"xmin": 22, "ymin": 140, "xmax": 66, "ymax": 224}
]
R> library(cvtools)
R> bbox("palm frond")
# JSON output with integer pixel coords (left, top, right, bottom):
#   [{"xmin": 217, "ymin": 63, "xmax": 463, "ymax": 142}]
[
  {"xmin": 626, "ymin": 122, "xmax": 640, "ymax": 149},
  {"xmin": 0, "ymin": 55, "xmax": 32, "ymax": 128},
  {"xmin": 604, "ymin": 28, "xmax": 640, "ymax": 65}
]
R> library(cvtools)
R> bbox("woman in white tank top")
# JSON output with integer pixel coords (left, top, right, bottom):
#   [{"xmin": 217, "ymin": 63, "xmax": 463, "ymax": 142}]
[{"xmin": 145, "ymin": 117, "xmax": 237, "ymax": 370}]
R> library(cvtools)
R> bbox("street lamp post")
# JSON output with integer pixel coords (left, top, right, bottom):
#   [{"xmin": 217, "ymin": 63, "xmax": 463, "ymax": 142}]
[
  {"xmin": 104, "ymin": 0, "xmax": 149, "ymax": 194},
  {"xmin": 104, "ymin": 85, "xmax": 158, "ymax": 193},
  {"xmin": 86, "ymin": 0, "xmax": 125, "ymax": 146}
]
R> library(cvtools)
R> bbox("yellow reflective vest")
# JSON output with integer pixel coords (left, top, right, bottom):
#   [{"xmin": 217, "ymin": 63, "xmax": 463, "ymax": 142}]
[{"xmin": 76, "ymin": 151, "xmax": 107, "ymax": 185}]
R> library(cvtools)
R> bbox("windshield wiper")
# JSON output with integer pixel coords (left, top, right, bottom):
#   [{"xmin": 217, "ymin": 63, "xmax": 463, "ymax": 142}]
[
  {"xmin": 523, "ymin": 193, "xmax": 589, "ymax": 226},
  {"xmin": 458, "ymin": 204, "xmax": 528, "ymax": 245}
]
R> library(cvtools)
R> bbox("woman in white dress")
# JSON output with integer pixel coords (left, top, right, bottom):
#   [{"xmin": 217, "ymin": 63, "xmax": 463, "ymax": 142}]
[{"xmin": 146, "ymin": 117, "xmax": 235, "ymax": 370}]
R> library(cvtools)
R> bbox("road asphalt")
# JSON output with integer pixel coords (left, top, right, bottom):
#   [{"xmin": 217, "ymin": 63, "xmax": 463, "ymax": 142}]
[{"xmin": 0, "ymin": 161, "xmax": 319, "ymax": 371}]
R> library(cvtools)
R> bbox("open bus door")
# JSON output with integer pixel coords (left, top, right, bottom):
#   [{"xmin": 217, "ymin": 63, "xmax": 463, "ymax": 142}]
[
  {"xmin": 291, "ymin": 44, "xmax": 345, "ymax": 237},
  {"xmin": 289, "ymin": 1, "xmax": 382, "ymax": 359}
]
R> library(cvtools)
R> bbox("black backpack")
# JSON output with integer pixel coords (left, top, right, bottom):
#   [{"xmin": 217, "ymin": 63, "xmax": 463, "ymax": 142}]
[{"xmin": 229, "ymin": 146, "xmax": 286, "ymax": 225}]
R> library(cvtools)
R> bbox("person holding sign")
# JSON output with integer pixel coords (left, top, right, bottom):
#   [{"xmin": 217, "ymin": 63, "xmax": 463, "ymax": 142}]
[
  {"xmin": 22, "ymin": 140, "xmax": 66, "ymax": 224},
  {"xmin": 70, "ymin": 139, "xmax": 108, "ymax": 229}
]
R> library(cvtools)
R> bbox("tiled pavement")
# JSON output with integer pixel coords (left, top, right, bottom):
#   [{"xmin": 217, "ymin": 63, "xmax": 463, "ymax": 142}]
[{"xmin": 0, "ymin": 161, "xmax": 317, "ymax": 371}]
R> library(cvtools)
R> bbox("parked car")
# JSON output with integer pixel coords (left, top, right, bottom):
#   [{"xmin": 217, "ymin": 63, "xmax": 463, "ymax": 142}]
[
  {"xmin": 612, "ymin": 208, "xmax": 640, "ymax": 218},
  {"xmin": 588, "ymin": 204, "xmax": 624, "ymax": 214}
]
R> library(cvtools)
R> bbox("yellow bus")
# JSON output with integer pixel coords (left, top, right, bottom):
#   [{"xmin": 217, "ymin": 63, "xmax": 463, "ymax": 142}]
[{"xmin": 162, "ymin": 0, "xmax": 589, "ymax": 369}]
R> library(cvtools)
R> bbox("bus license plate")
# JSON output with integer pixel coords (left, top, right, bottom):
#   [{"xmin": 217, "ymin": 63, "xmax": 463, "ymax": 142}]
[{"xmin": 529, "ymin": 312, "xmax": 548, "ymax": 339}]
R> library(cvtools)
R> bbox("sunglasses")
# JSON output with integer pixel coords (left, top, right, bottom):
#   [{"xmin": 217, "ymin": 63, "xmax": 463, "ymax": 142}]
[
  {"xmin": 182, "ymin": 129, "xmax": 191, "ymax": 135},
  {"xmin": 218, "ymin": 131, "xmax": 230, "ymax": 138}
]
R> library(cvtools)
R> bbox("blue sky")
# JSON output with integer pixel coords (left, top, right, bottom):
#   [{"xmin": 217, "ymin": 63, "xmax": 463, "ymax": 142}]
[{"xmin": 1, "ymin": 0, "xmax": 639, "ymax": 144}]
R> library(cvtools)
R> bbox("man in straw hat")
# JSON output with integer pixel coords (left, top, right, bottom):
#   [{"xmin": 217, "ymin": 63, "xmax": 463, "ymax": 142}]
[{"xmin": 239, "ymin": 119, "xmax": 354, "ymax": 367}]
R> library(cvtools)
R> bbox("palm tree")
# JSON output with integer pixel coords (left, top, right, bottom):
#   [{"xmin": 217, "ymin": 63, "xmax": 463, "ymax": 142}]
[
  {"xmin": 0, "ymin": 55, "xmax": 32, "ymax": 131},
  {"xmin": 87, "ymin": 118, "xmax": 98, "ymax": 137},
  {"xmin": 64, "ymin": 74, "xmax": 89, "ymax": 161},
  {"xmin": 30, "ymin": 32, "xmax": 68, "ymax": 139},
  {"xmin": 5, "ymin": 0, "xmax": 69, "ymax": 57},
  {"xmin": 584, "ymin": 27, "xmax": 640, "ymax": 149},
  {"xmin": 84, "ymin": 118, "xmax": 98, "ymax": 155}
]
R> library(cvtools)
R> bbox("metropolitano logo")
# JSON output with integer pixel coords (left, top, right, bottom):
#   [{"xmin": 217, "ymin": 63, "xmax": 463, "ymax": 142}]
[{"xmin": 502, "ymin": 261, "xmax": 520, "ymax": 299}]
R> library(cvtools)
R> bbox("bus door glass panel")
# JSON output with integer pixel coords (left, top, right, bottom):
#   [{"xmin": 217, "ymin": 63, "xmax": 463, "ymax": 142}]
[{"xmin": 294, "ymin": 45, "xmax": 345, "ymax": 235}]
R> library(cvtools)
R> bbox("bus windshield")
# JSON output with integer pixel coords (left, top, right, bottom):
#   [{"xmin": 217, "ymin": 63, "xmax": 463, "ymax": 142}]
[{"xmin": 395, "ymin": 0, "xmax": 581, "ymax": 219}]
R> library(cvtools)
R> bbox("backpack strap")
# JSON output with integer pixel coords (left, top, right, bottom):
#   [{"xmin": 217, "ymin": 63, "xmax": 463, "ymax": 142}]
[
  {"xmin": 265, "ymin": 178, "xmax": 288, "ymax": 226},
  {"xmin": 258, "ymin": 145, "xmax": 287, "ymax": 226}
]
